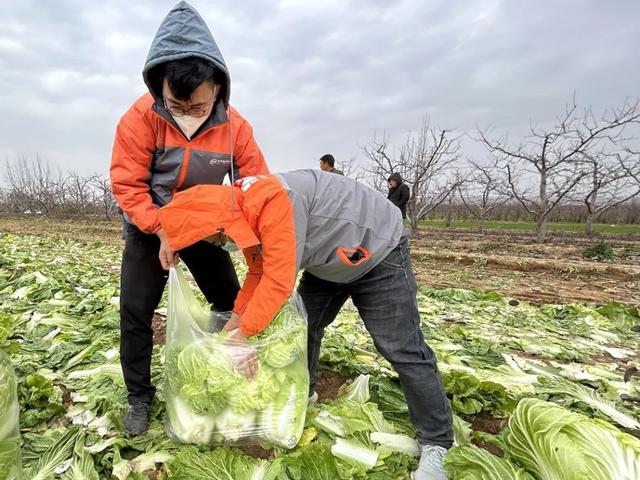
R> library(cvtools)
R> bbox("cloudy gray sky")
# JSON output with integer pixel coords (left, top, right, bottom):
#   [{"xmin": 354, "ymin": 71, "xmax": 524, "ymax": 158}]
[{"xmin": 0, "ymin": 0, "xmax": 638, "ymax": 176}]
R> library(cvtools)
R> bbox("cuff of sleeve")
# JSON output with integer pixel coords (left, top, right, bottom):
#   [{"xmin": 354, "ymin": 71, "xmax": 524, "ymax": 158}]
[
  {"xmin": 233, "ymin": 301, "xmax": 249, "ymax": 316},
  {"xmin": 149, "ymin": 214, "xmax": 162, "ymax": 234},
  {"xmin": 133, "ymin": 217, "xmax": 161, "ymax": 235},
  {"xmin": 239, "ymin": 321, "xmax": 260, "ymax": 337}
]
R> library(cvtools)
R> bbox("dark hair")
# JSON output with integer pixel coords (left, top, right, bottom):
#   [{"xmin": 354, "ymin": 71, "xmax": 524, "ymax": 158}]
[
  {"xmin": 320, "ymin": 154, "xmax": 335, "ymax": 168},
  {"xmin": 388, "ymin": 172, "xmax": 403, "ymax": 184},
  {"xmin": 149, "ymin": 57, "xmax": 223, "ymax": 101}
]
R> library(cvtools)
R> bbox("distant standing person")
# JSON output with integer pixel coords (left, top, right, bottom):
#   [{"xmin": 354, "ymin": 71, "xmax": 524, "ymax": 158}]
[
  {"xmin": 388, "ymin": 172, "xmax": 410, "ymax": 219},
  {"xmin": 319, "ymin": 154, "xmax": 344, "ymax": 175}
]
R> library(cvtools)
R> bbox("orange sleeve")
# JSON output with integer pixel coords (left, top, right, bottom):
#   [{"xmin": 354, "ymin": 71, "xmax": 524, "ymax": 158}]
[
  {"xmin": 233, "ymin": 247, "xmax": 263, "ymax": 317},
  {"xmin": 232, "ymin": 113, "xmax": 270, "ymax": 178},
  {"xmin": 233, "ymin": 191, "xmax": 297, "ymax": 336},
  {"xmin": 110, "ymin": 103, "xmax": 160, "ymax": 234}
]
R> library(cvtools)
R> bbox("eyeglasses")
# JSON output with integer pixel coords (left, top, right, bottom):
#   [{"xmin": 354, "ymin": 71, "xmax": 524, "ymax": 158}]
[{"xmin": 164, "ymin": 102, "xmax": 211, "ymax": 118}]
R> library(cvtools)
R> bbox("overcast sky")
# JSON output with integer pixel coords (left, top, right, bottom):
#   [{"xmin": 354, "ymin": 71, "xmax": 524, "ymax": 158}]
[{"xmin": 0, "ymin": 0, "xmax": 638, "ymax": 176}]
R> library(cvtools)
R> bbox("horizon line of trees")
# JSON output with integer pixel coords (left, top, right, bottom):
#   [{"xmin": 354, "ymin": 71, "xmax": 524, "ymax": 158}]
[
  {"xmin": 0, "ymin": 155, "xmax": 118, "ymax": 219},
  {"xmin": 1, "ymin": 153, "xmax": 638, "ymax": 232},
  {"xmin": 2, "ymin": 97, "xmax": 640, "ymax": 241}
]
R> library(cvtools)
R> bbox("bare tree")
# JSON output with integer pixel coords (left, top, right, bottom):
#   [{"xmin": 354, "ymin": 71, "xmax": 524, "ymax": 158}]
[
  {"xmin": 621, "ymin": 148, "xmax": 640, "ymax": 184},
  {"xmin": 575, "ymin": 152, "xmax": 640, "ymax": 235},
  {"xmin": 478, "ymin": 98, "xmax": 640, "ymax": 241},
  {"xmin": 4, "ymin": 155, "xmax": 65, "ymax": 214},
  {"xmin": 64, "ymin": 173, "xmax": 99, "ymax": 215},
  {"xmin": 458, "ymin": 160, "xmax": 512, "ymax": 232},
  {"xmin": 337, "ymin": 157, "xmax": 365, "ymax": 181},
  {"xmin": 2, "ymin": 155, "xmax": 119, "ymax": 219},
  {"xmin": 361, "ymin": 131, "xmax": 394, "ymax": 194},
  {"xmin": 363, "ymin": 116, "xmax": 462, "ymax": 231},
  {"xmin": 91, "ymin": 176, "xmax": 119, "ymax": 220},
  {"xmin": 443, "ymin": 170, "xmax": 467, "ymax": 227}
]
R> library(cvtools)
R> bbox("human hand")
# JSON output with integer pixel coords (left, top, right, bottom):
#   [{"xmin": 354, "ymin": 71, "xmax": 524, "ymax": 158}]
[
  {"xmin": 222, "ymin": 312, "xmax": 241, "ymax": 332},
  {"xmin": 229, "ymin": 339, "xmax": 259, "ymax": 379},
  {"xmin": 223, "ymin": 314, "xmax": 259, "ymax": 378},
  {"xmin": 157, "ymin": 229, "xmax": 179, "ymax": 270}
]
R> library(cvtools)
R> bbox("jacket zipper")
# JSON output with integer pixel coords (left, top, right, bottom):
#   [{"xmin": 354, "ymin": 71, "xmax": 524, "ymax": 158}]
[{"xmin": 173, "ymin": 145, "xmax": 192, "ymax": 192}]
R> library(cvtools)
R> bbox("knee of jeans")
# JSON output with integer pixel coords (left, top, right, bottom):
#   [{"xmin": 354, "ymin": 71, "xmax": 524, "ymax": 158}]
[{"xmin": 376, "ymin": 336, "xmax": 434, "ymax": 364}]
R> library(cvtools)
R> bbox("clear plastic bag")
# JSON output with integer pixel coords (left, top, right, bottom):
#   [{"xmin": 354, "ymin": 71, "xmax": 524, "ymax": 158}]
[
  {"xmin": 0, "ymin": 350, "xmax": 23, "ymax": 480},
  {"xmin": 165, "ymin": 266, "xmax": 309, "ymax": 449}
]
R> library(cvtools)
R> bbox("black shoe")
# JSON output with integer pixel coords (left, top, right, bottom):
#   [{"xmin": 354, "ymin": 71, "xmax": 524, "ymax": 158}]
[
  {"xmin": 632, "ymin": 324, "xmax": 640, "ymax": 333},
  {"xmin": 124, "ymin": 402, "xmax": 150, "ymax": 436}
]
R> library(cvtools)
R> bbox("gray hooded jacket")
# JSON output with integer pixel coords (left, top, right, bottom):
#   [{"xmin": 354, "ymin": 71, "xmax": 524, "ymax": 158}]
[{"xmin": 276, "ymin": 170, "xmax": 406, "ymax": 283}]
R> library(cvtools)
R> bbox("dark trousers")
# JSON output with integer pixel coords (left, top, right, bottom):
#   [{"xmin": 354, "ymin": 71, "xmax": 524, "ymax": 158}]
[
  {"xmin": 120, "ymin": 223, "xmax": 239, "ymax": 404},
  {"xmin": 298, "ymin": 239, "xmax": 453, "ymax": 448}
]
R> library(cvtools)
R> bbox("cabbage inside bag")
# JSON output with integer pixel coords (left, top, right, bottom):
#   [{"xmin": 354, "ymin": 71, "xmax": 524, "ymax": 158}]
[
  {"xmin": 165, "ymin": 266, "xmax": 309, "ymax": 449},
  {"xmin": 0, "ymin": 350, "xmax": 23, "ymax": 480}
]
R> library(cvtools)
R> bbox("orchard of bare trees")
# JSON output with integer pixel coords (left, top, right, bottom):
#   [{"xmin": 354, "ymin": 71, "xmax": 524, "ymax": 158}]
[
  {"xmin": 0, "ymin": 155, "xmax": 118, "ymax": 219},
  {"xmin": 361, "ymin": 97, "xmax": 640, "ymax": 240}
]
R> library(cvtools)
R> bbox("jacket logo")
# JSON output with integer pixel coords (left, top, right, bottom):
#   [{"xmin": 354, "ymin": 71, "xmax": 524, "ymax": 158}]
[
  {"xmin": 209, "ymin": 158, "xmax": 230, "ymax": 166},
  {"xmin": 239, "ymin": 176, "xmax": 259, "ymax": 191}
]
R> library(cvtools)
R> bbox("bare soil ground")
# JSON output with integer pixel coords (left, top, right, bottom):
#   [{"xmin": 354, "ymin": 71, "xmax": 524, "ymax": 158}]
[
  {"xmin": 411, "ymin": 227, "xmax": 640, "ymax": 305},
  {"xmin": 465, "ymin": 412, "xmax": 509, "ymax": 456},
  {"xmin": 0, "ymin": 216, "xmax": 123, "ymax": 244},
  {"xmin": 152, "ymin": 313, "xmax": 166, "ymax": 345},
  {"xmin": 315, "ymin": 369, "xmax": 350, "ymax": 401}
]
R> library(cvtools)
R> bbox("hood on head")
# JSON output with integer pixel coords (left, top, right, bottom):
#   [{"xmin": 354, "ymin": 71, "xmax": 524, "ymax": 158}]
[
  {"xmin": 143, "ymin": 1, "xmax": 230, "ymax": 107},
  {"xmin": 158, "ymin": 185, "xmax": 259, "ymax": 251},
  {"xmin": 388, "ymin": 172, "xmax": 403, "ymax": 184}
]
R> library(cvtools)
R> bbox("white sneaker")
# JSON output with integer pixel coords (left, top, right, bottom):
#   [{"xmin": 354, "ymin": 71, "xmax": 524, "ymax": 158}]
[
  {"xmin": 308, "ymin": 391, "xmax": 318, "ymax": 405},
  {"xmin": 412, "ymin": 445, "xmax": 448, "ymax": 480}
]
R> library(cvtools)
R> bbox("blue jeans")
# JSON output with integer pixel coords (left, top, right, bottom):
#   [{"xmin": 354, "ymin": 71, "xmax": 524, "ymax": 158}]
[{"xmin": 298, "ymin": 239, "xmax": 453, "ymax": 448}]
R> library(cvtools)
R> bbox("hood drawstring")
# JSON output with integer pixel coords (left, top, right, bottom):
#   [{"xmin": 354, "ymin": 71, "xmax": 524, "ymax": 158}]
[{"xmin": 227, "ymin": 107, "xmax": 237, "ymax": 214}]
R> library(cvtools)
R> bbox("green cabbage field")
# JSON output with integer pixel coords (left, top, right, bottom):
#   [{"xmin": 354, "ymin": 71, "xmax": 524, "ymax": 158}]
[{"xmin": 1, "ymin": 232, "xmax": 639, "ymax": 479}]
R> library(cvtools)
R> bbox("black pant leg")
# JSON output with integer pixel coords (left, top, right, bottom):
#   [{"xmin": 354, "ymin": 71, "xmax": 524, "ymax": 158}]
[
  {"xmin": 120, "ymin": 224, "xmax": 167, "ymax": 404},
  {"xmin": 179, "ymin": 241, "xmax": 240, "ymax": 312}
]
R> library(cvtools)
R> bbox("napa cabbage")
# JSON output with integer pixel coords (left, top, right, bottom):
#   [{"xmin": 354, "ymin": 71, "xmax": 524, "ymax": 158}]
[
  {"xmin": 503, "ymin": 398, "xmax": 640, "ymax": 480},
  {"xmin": 0, "ymin": 350, "xmax": 22, "ymax": 480}
]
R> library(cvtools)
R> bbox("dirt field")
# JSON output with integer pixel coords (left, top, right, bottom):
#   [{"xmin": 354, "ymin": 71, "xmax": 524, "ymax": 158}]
[
  {"xmin": 1, "ymin": 215, "xmax": 639, "ymax": 305},
  {"xmin": 411, "ymin": 227, "xmax": 640, "ymax": 305}
]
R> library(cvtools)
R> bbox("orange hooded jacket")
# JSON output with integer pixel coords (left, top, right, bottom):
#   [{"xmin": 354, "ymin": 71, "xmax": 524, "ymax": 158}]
[
  {"xmin": 110, "ymin": 2, "xmax": 268, "ymax": 234},
  {"xmin": 158, "ymin": 176, "xmax": 297, "ymax": 336}
]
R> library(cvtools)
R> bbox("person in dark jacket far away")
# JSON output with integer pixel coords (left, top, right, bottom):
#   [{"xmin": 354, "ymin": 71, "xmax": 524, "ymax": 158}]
[
  {"xmin": 388, "ymin": 172, "xmax": 410, "ymax": 219},
  {"xmin": 319, "ymin": 153, "xmax": 344, "ymax": 175},
  {"xmin": 109, "ymin": 1, "xmax": 269, "ymax": 437}
]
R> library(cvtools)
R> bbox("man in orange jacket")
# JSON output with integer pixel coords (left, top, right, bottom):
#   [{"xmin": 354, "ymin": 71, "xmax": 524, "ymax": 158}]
[
  {"xmin": 110, "ymin": 2, "xmax": 268, "ymax": 436},
  {"xmin": 159, "ymin": 170, "xmax": 453, "ymax": 479}
]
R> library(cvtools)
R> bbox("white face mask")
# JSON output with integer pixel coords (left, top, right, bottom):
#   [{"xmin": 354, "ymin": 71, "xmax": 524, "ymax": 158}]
[{"xmin": 172, "ymin": 114, "xmax": 209, "ymax": 140}]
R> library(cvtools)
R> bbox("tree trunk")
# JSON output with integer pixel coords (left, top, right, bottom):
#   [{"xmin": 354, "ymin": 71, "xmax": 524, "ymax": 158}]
[
  {"xmin": 410, "ymin": 214, "xmax": 418, "ymax": 233},
  {"xmin": 445, "ymin": 194, "xmax": 453, "ymax": 227},
  {"xmin": 538, "ymin": 169, "xmax": 548, "ymax": 243},
  {"xmin": 536, "ymin": 217, "xmax": 547, "ymax": 243},
  {"xmin": 408, "ymin": 196, "xmax": 419, "ymax": 233},
  {"xmin": 585, "ymin": 213, "xmax": 595, "ymax": 236}
]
